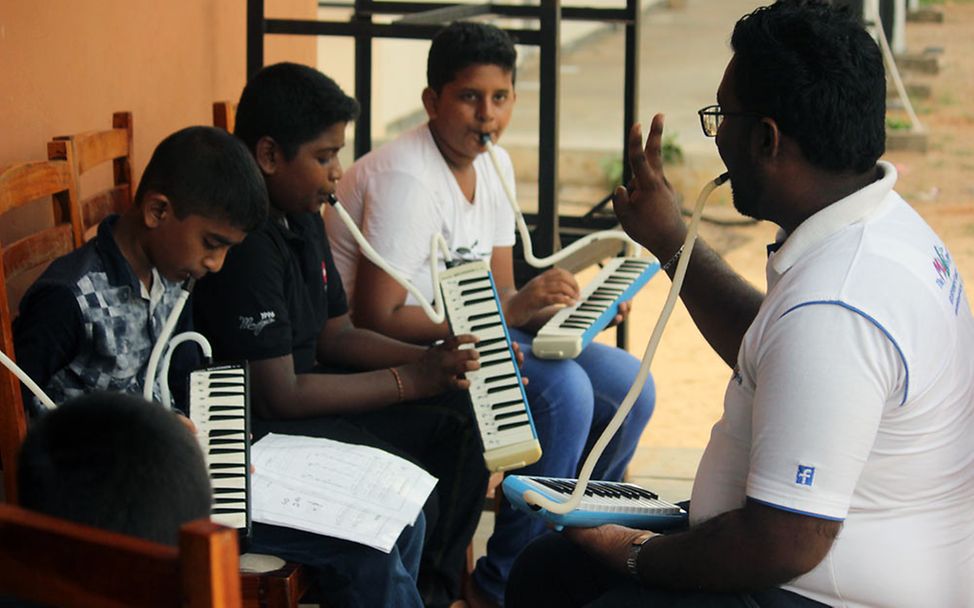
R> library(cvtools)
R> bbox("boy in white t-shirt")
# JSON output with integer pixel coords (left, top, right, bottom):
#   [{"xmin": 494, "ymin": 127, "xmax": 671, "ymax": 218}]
[{"xmin": 327, "ymin": 22, "xmax": 657, "ymax": 607}]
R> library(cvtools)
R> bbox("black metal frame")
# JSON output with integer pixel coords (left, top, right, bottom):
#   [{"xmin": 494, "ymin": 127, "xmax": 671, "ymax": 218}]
[{"xmin": 246, "ymin": 0, "xmax": 641, "ymax": 348}]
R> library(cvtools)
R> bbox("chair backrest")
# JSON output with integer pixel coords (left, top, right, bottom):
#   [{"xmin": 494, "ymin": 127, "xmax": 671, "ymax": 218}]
[
  {"xmin": 0, "ymin": 159, "xmax": 81, "ymax": 503},
  {"xmin": 213, "ymin": 101, "xmax": 236, "ymax": 133},
  {"xmin": 50, "ymin": 111, "xmax": 134, "ymax": 241},
  {"xmin": 0, "ymin": 503, "xmax": 242, "ymax": 607}
]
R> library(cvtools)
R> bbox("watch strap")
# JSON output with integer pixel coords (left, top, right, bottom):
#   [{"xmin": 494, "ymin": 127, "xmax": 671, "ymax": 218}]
[{"xmin": 625, "ymin": 534, "xmax": 655, "ymax": 579}]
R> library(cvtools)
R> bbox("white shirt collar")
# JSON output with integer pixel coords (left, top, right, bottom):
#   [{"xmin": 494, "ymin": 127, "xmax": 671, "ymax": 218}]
[
  {"xmin": 769, "ymin": 160, "xmax": 898, "ymax": 274},
  {"xmin": 140, "ymin": 267, "xmax": 165, "ymax": 314}
]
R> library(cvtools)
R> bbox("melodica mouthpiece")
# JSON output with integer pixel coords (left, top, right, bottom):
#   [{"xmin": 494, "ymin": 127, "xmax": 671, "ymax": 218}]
[
  {"xmin": 479, "ymin": 132, "xmax": 492, "ymax": 146},
  {"xmin": 327, "ymin": 193, "xmax": 339, "ymax": 206}
]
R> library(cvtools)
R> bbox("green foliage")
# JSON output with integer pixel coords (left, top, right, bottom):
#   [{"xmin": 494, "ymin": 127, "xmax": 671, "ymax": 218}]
[
  {"xmin": 886, "ymin": 116, "xmax": 912, "ymax": 131},
  {"xmin": 600, "ymin": 133, "xmax": 685, "ymax": 190},
  {"xmin": 661, "ymin": 132, "xmax": 684, "ymax": 165},
  {"xmin": 600, "ymin": 156, "xmax": 624, "ymax": 191}
]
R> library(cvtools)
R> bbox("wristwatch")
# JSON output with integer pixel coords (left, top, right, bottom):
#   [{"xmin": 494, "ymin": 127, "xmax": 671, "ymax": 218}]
[{"xmin": 625, "ymin": 533, "xmax": 656, "ymax": 580}]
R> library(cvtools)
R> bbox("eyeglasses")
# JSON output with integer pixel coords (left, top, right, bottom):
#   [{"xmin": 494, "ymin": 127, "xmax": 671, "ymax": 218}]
[{"xmin": 697, "ymin": 104, "xmax": 762, "ymax": 137}]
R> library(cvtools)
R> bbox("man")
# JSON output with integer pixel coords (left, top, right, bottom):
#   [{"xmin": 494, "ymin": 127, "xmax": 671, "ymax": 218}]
[{"xmin": 505, "ymin": 2, "xmax": 974, "ymax": 606}]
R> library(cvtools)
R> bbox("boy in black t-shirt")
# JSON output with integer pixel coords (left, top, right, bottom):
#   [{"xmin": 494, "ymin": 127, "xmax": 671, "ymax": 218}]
[{"xmin": 193, "ymin": 63, "xmax": 491, "ymax": 608}]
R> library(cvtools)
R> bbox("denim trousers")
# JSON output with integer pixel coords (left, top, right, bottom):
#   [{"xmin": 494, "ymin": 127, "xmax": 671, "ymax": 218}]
[
  {"xmin": 346, "ymin": 393, "xmax": 490, "ymax": 608},
  {"xmin": 472, "ymin": 328, "xmax": 657, "ymax": 604},
  {"xmin": 250, "ymin": 517, "xmax": 425, "ymax": 608},
  {"xmin": 252, "ymin": 390, "xmax": 489, "ymax": 608},
  {"xmin": 249, "ymin": 416, "xmax": 426, "ymax": 608}
]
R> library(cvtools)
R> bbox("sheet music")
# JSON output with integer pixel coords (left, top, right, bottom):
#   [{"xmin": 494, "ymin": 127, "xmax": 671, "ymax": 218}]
[{"xmin": 250, "ymin": 433, "xmax": 437, "ymax": 553}]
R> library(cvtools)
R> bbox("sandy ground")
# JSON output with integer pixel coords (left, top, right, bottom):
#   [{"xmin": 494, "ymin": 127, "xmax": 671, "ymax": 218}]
[{"xmin": 601, "ymin": 0, "xmax": 974, "ymax": 454}]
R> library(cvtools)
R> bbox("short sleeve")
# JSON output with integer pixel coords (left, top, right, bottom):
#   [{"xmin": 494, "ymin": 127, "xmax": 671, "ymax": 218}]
[
  {"xmin": 745, "ymin": 302, "xmax": 904, "ymax": 520},
  {"xmin": 193, "ymin": 230, "xmax": 294, "ymax": 363},
  {"xmin": 361, "ymin": 170, "xmax": 443, "ymax": 298}
]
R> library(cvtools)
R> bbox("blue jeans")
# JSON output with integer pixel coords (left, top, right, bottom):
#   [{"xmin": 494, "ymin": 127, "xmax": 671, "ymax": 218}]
[
  {"xmin": 249, "ymin": 416, "xmax": 433, "ymax": 607},
  {"xmin": 473, "ymin": 328, "xmax": 656, "ymax": 604},
  {"xmin": 250, "ymin": 517, "xmax": 425, "ymax": 608}
]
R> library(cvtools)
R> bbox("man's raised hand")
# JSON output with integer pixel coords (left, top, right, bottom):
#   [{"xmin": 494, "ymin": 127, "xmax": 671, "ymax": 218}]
[{"xmin": 613, "ymin": 116, "xmax": 688, "ymax": 263}]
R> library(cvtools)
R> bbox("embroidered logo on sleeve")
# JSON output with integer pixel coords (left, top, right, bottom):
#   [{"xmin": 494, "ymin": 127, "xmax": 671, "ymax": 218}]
[
  {"xmin": 933, "ymin": 246, "xmax": 951, "ymax": 288},
  {"xmin": 932, "ymin": 245, "xmax": 963, "ymax": 315},
  {"xmin": 239, "ymin": 311, "xmax": 276, "ymax": 336},
  {"xmin": 795, "ymin": 465, "xmax": 815, "ymax": 487}
]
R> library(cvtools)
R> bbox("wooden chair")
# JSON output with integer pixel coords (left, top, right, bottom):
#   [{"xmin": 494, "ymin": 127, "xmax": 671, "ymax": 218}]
[
  {"xmin": 240, "ymin": 561, "xmax": 314, "ymax": 608},
  {"xmin": 0, "ymin": 145, "xmax": 314, "ymax": 607},
  {"xmin": 213, "ymin": 101, "xmax": 236, "ymax": 134},
  {"xmin": 49, "ymin": 111, "xmax": 134, "ymax": 241},
  {"xmin": 0, "ymin": 159, "xmax": 82, "ymax": 502},
  {"xmin": 0, "ymin": 503, "xmax": 241, "ymax": 607}
]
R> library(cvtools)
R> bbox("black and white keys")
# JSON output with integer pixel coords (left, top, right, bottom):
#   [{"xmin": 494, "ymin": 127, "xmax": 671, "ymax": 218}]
[
  {"xmin": 502, "ymin": 475, "xmax": 687, "ymax": 530},
  {"xmin": 532, "ymin": 257, "xmax": 660, "ymax": 359},
  {"xmin": 439, "ymin": 260, "xmax": 542, "ymax": 472},
  {"xmin": 188, "ymin": 363, "xmax": 251, "ymax": 541}
]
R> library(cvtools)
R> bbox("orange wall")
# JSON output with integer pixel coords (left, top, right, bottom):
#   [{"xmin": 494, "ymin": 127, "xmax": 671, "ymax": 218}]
[{"xmin": 0, "ymin": 0, "xmax": 316, "ymax": 244}]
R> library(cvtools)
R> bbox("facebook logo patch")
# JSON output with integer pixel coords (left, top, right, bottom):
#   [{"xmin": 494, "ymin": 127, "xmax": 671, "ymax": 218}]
[{"xmin": 795, "ymin": 465, "xmax": 815, "ymax": 487}]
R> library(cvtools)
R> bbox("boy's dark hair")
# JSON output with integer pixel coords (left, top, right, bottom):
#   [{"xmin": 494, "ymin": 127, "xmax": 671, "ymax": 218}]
[
  {"xmin": 134, "ymin": 126, "xmax": 268, "ymax": 232},
  {"xmin": 730, "ymin": 0, "xmax": 885, "ymax": 173},
  {"xmin": 17, "ymin": 392, "xmax": 212, "ymax": 546},
  {"xmin": 427, "ymin": 22, "xmax": 517, "ymax": 93},
  {"xmin": 234, "ymin": 62, "xmax": 360, "ymax": 161}
]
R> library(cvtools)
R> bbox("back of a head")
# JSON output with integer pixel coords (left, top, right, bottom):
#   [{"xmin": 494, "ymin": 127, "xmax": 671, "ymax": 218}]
[
  {"xmin": 234, "ymin": 62, "xmax": 360, "ymax": 160},
  {"xmin": 730, "ymin": 0, "xmax": 885, "ymax": 174},
  {"xmin": 134, "ymin": 126, "xmax": 268, "ymax": 232},
  {"xmin": 427, "ymin": 21, "xmax": 518, "ymax": 93},
  {"xmin": 17, "ymin": 392, "xmax": 212, "ymax": 546}
]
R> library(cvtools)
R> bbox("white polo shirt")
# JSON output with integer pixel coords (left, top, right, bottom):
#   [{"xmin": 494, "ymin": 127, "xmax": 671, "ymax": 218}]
[{"xmin": 690, "ymin": 162, "xmax": 974, "ymax": 607}]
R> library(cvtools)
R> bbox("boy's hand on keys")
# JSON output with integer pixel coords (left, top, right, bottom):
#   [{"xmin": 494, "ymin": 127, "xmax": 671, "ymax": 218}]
[
  {"xmin": 511, "ymin": 342, "xmax": 528, "ymax": 385},
  {"xmin": 504, "ymin": 267, "xmax": 579, "ymax": 327},
  {"xmin": 402, "ymin": 333, "xmax": 480, "ymax": 397}
]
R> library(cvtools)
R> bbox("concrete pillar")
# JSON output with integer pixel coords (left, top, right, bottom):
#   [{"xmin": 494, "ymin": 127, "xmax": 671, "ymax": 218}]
[{"xmin": 891, "ymin": 0, "xmax": 907, "ymax": 55}]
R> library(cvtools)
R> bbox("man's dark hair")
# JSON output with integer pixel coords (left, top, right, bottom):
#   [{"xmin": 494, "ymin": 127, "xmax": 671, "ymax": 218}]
[
  {"xmin": 427, "ymin": 21, "xmax": 517, "ymax": 93},
  {"xmin": 134, "ymin": 126, "xmax": 268, "ymax": 232},
  {"xmin": 730, "ymin": 0, "xmax": 885, "ymax": 173},
  {"xmin": 234, "ymin": 62, "xmax": 360, "ymax": 160},
  {"xmin": 17, "ymin": 392, "xmax": 212, "ymax": 546}
]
